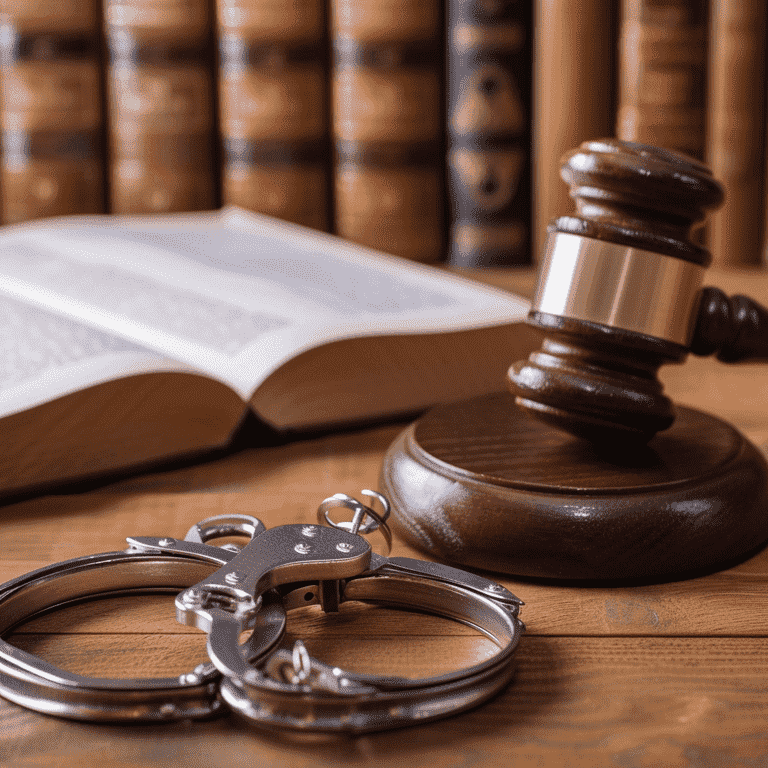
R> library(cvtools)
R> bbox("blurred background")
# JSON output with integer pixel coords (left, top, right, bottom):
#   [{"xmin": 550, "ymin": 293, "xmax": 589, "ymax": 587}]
[{"xmin": 0, "ymin": 0, "xmax": 764, "ymax": 269}]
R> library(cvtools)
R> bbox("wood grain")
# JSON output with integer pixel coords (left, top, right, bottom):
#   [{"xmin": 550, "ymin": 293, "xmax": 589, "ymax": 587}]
[
  {"xmin": 3, "ymin": 638, "xmax": 768, "ymax": 767},
  {"xmin": 384, "ymin": 397, "xmax": 768, "ymax": 580},
  {"xmin": 4, "ymin": 268, "xmax": 768, "ymax": 765}
]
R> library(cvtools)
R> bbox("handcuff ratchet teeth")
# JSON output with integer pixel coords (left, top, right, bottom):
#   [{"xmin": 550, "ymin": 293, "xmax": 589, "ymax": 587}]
[{"xmin": 0, "ymin": 492, "xmax": 524, "ymax": 733}]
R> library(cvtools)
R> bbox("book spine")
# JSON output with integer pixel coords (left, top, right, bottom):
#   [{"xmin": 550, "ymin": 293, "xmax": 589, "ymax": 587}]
[
  {"xmin": 104, "ymin": 0, "xmax": 216, "ymax": 213},
  {"xmin": 617, "ymin": 0, "xmax": 707, "ymax": 160},
  {"xmin": 330, "ymin": 0, "xmax": 445, "ymax": 263},
  {"xmin": 533, "ymin": 0, "xmax": 616, "ymax": 263},
  {"xmin": 707, "ymin": 0, "xmax": 767, "ymax": 266},
  {"xmin": 0, "ymin": 0, "xmax": 105, "ymax": 224},
  {"xmin": 446, "ymin": 0, "xmax": 532, "ymax": 267},
  {"xmin": 217, "ymin": 1, "xmax": 330, "ymax": 231}
]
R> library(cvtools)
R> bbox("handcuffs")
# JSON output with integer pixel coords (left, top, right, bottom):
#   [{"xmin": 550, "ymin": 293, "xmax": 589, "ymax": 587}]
[{"xmin": 0, "ymin": 491, "xmax": 524, "ymax": 733}]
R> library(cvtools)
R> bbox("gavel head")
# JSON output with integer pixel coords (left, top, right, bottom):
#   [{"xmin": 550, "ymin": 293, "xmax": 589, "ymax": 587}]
[{"xmin": 507, "ymin": 138, "xmax": 725, "ymax": 444}]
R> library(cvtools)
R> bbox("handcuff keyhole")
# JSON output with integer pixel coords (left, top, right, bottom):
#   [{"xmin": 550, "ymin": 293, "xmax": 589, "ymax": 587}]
[{"xmin": 304, "ymin": 591, "xmax": 314, "ymax": 602}]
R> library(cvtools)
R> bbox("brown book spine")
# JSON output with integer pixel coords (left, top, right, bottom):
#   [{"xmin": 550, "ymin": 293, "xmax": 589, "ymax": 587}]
[
  {"xmin": 218, "ymin": 1, "xmax": 330, "ymax": 231},
  {"xmin": 707, "ymin": 0, "xmax": 767, "ymax": 266},
  {"xmin": 0, "ymin": 0, "xmax": 105, "ymax": 224},
  {"xmin": 104, "ymin": 0, "xmax": 216, "ymax": 214},
  {"xmin": 533, "ymin": 0, "xmax": 616, "ymax": 263},
  {"xmin": 447, "ymin": 0, "xmax": 531, "ymax": 267},
  {"xmin": 330, "ymin": 0, "xmax": 445, "ymax": 263},
  {"xmin": 617, "ymin": 0, "xmax": 707, "ymax": 160}
]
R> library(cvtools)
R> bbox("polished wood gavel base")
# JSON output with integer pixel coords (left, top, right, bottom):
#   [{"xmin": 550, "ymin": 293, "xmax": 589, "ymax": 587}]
[{"xmin": 380, "ymin": 392, "xmax": 768, "ymax": 581}]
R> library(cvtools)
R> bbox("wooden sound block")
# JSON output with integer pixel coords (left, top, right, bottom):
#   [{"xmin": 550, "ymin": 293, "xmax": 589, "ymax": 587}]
[{"xmin": 380, "ymin": 392, "xmax": 768, "ymax": 581}]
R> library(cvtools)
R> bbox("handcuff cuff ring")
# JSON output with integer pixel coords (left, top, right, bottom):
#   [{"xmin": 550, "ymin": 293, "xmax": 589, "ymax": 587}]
[
  {"xmin": 0, "ymin": 515, "xmax": 286, "ymax": 722},
  {"xmin": 219, "ymin": 568, "xmax": 524, "ymax": 734}
]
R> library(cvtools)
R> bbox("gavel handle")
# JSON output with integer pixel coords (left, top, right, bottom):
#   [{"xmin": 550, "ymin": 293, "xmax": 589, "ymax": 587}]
[{"xmin": 691, "ymin": 287, "xmax": 768, "ymax": 362}]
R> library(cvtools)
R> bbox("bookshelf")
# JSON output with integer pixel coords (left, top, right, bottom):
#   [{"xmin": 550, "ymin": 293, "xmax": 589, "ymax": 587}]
[{"xmin": 1, "ymin": 1, "xmax": 767, "ymax": 267}]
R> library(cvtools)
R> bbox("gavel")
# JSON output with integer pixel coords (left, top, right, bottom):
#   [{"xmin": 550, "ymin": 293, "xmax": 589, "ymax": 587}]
[
  {"xmin": 383, "ymin": 137, "xmax": 768, "ymax": 580},
  {"xmin": 508, "ymin": 138, "xmax": 768, "ymax": 444}
]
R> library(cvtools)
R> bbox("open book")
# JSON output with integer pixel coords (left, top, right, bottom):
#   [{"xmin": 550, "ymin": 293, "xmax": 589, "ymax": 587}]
[{"xmin": 0, "ymin": 207, "xmax": 535, "ymax": 499}]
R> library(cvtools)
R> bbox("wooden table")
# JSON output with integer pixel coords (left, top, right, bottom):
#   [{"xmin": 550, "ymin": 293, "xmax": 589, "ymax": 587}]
[{"xmin": 3, "ymin": 268, "xmax": 768, "ymax": 767}]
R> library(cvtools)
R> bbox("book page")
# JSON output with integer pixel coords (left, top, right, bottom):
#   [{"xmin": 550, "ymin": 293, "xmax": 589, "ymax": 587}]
[
  {"xmin": 0, "ymin": 295, "xmax": 195, "ymax": 418},
  {"xmin": 0, "ymin": 208, "xmax": 529, "ymax": 398}
]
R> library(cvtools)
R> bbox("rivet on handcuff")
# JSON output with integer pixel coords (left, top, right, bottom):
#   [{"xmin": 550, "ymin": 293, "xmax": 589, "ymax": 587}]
[{"xmin": 0, "ymin": 491, "xmax": 524, "ymax": 733}]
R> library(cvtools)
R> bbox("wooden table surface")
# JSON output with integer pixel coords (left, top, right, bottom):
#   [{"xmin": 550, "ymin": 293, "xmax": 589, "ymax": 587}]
[{"xmin": 3, "ymin": 267, "xmax": 768, "ymax": 767}]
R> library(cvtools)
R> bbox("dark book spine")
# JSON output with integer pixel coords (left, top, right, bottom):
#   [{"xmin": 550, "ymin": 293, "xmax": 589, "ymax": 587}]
[
  {"xmin": 447, "ymin": 0, "xmax": 532, "ymax": 266},
  {"xmin": 330, "ymin": 0, "xmax": 445, "ymax": 263},
  {"xmin": 0, "ymin": 1, "xmax": 105, "ymax": 224},
  {"xmin": 617, "ymin": 0, "xmax": 708, "ymax": 160},
  {"xmin": 104, "ymin": 0, "xmax": 216, "ymax": 213},
  {"xmin": 218, "ymin": 1, "xmax": 330, "ymax": 231}
]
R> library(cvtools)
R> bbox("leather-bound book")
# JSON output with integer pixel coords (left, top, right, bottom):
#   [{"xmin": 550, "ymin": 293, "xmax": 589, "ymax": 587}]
[
  {"xmin": 0, "ymin": 0, "xmax": 105, "ymax": 224},
  {"xmin": 331, "ymin": 0, "xmax": 444, "ymax": 263},
  {"xmin": 447, "ymin": 0, "xmax": 532, "ymax": 267},
  {"xmin": 533, "ymin": 0, "xmax": 616, "ymax": 263},
  {"xmin": 617, "ymin": 0, "xmax": 707, "ymax": 160},
  {"xmin": 104, "ymin": 0, "xmax": 216, "ymax": 214},
  {"xmin": 707, "ymin": 0, "xmax": 766, "ymax": 266},
  {"xmin": 218, "ymin": 0, "xmax": 330, "ymax": 231}
]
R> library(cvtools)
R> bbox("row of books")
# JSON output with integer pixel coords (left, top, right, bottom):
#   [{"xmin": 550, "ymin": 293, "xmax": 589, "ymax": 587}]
[
  {"xmin": 537, "ymin": 0, "xmax": 768, "ymax": 269},
  {"xmin": 1, "ymin": 1, "xmax": 765, "ymax": 268},
  {"xmin": 0, "ymin": 0, "xmax": 532, "ymax": 267}
]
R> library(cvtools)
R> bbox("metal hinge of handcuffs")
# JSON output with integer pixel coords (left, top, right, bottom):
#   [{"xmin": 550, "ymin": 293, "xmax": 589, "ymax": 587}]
[{"xmin": 0, "ymin": 491, "xmax": 524, "ymax": 733}]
